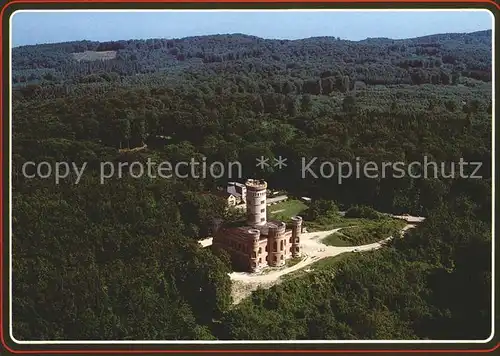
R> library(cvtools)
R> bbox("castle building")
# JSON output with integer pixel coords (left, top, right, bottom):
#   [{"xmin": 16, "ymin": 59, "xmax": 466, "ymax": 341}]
[
  {"xmin": 227, "ymin": 182, "xmax": 247, "ymax": 204},
  {"xmin": 214, "ymin": 182, "xmax": 247, "ymax": 207},
  {"xmin": 212, "ymin": 179, "xmax": 302, "ymax": 272}
]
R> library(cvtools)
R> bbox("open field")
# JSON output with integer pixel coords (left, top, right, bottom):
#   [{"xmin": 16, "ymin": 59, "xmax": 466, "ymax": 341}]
[
  {"xmin": 72, "ymin": 50, "xmax": 117, "ymax": 61},
  {"xmin": 268, "ymin": 199, "xmax": 308, "ymax": 220}
]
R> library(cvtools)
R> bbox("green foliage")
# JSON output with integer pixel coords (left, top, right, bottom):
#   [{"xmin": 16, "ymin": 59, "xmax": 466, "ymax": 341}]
[
  {"xmin": 305, "ymin": 199, "xmax": 339, "ymax": 222},
  {"xmin": 321, "ymin": 218, "xmax": 406, "ymax": 246},
  {"xmin": 12, "ymin": 31, "xmax": 491, "ymax": 88},
  {"xmin": 223, "ymin": 204, "xmax": 491, "ymax": 340},
  {"xmin": 220, "ymin": 249, "xmax": 433, "ymax": 340},
  {"xmin": 321, "ymin": 233, "xmax": 353, "ymax": 247},
  {"xmin": 13, "ymin": 177, "xmax": 232, "ymax": 340},
  {"xmin": 268, "ymin": 199, "xmax": 308, "ymax": 221},
  {"xmin": 345, "ymin": 205, "xmax": 383, "ymax": 219},
  {"xmin": 11, "ymin": 30, "xmax": 491, "ymax": 340},
  {"xmin": 177, "ymin": 191, "xmax": 227, "ymax": 238}
]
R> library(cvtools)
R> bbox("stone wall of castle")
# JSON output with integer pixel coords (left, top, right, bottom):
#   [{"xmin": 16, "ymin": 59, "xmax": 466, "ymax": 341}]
[
  {"xmin": 266, "ymin": 222, "xmax": 287, "ymax": 267},
  {"xmin": 245, "ymin": 179, "xmax": 267, "ymax": 226},
  {"xmin": 212, "ymin": 179, "xmax": 303, "ymax": 273}
]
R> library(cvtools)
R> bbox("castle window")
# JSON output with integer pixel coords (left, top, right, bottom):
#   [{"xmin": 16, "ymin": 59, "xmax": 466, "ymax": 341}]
[
  {"xmin": 273, "ymin": 241, "xmax": 277, "ymax": 252},
  {"xmin": 273, "ymin": 256, "xmax": 277, "ymax": 262},
  {"xmin": 295, "ymin": 247, "xmax": 300, "ymax": 252},
  {"xmin": 252, "ymin": 251, "xmax": 256, "ymax": 258},
  {"xmin": 260, "ymin": 217, "xmax": 265, "ymax": 222},
  {"xmin": 280, "ymin": 255, "xmax": 284, "ymax": 260},
  {"xmin": 289, "ymin": 237, "xmax": 293, "ymax": 243},
  {"xmin": 295, "ymin": 238, "xmax": 300, "ymax": 243},
  {"xmin": 265, "ymin": 245, "xmax": 268, "ymax": 252},
  {"xmin": 258, "ymin": 247, "xmax": 262, "ymax": 254},
  {"xmin": 260, "ymin": 200, "xmax": 265, "ymax": 204},
  {"xmin": 280, "ymin": 240, "xmax": 284, "ymax": 251},
  {"xmin": 259, "ymin": 258, "xmax": 262, "ymax": 264},
  {"xmin": 260, "ymin": 208, "xmax": 265, "ymax": 213}
]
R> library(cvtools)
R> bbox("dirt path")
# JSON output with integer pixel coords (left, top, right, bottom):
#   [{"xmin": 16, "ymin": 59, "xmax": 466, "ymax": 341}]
[
  {"xmin": 118, "ymin": 143, "xmax": 147, "ymax": 153},
  {"xmin": 270, "ymin": 209, "xmax": 285, "ymax": 214},
  {"xmin": 230, "ymin": 223, "xmax": 416, "ymax": 304}
]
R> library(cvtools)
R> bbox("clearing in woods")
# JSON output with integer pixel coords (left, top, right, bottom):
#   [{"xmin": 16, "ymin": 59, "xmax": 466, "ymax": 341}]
[{"xmin": 72, "ymin": 51, "xmax": 117, "ymax": 61}]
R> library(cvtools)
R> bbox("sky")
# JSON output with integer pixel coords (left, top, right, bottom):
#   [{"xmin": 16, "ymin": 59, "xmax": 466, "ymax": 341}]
[{"xmin": 11, "ymin": 10, "xmax": 494, "ymax": 47}]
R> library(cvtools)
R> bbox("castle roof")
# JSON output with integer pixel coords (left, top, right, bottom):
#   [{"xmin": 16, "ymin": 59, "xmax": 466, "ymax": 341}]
[
  {"xmin": 213, "ymin": 190, "xmax": 236, "ymax": 199},
  {"xmin": 227, "ymin": 185, "xmax": 243, "ymax": 197},
  {"xmin": 218, "ymin": 220, "xmax": 288, "ymax": 241}
]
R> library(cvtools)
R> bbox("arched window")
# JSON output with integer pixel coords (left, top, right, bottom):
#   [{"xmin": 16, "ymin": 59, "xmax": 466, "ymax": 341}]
[
  {"xmin": 252, "ymin": 251, "xmax": 256, "ymax": 258},
  {"xmin": 280, "ymin": 240, "xmax": 284, "ymax": 251},
  {"xmin": 258, "ymin": 247, "xmax": 262, "ymax": 254},
  {"xmin": 280, "ymin": 255, "xmax": 284, "ymax": 260},
  {"xmin": 273, "ymin": 255, "xmax": 277, "ymax": 262},
  {"xmin": 273, "ymin": 241, "xmax": 277, "ymax": 252}
]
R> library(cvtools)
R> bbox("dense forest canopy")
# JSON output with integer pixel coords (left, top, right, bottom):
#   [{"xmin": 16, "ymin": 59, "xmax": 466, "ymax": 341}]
[
  {"xmin": 12, "ymin": 30, "xmax": 492, "ymax": 86},
  {"xmin": 11, "ymin": 30, "xmax": 493, "ymax": 341}
]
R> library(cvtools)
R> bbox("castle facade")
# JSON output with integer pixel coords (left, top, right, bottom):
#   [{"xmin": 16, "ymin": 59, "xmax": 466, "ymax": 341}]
[{"xmin": 212, "ymin": 179, "xmax": 302, "ymax": 272}]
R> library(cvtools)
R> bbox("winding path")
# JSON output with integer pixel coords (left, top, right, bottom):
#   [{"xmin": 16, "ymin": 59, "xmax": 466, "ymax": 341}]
[{"xmin": 230, "ymin": 223, "xmax": 416, "ymax": 304}]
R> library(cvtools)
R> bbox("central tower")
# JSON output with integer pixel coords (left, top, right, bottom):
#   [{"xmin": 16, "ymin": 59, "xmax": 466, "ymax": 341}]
[{"xmin": 245, "ymin": 179, "xmax": 267, "ymax": 226}]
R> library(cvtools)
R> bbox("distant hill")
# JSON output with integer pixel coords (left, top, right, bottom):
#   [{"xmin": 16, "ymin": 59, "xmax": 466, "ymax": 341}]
[{"xmin": 12, "ymin": 30, "xmax": 492, "ymax": 87}]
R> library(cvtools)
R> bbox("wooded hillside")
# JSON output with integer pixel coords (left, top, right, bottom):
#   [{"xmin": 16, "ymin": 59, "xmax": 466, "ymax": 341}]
[{"xmin": 11, "ymin": 30, "xmax": 492, "ymax": 340}]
